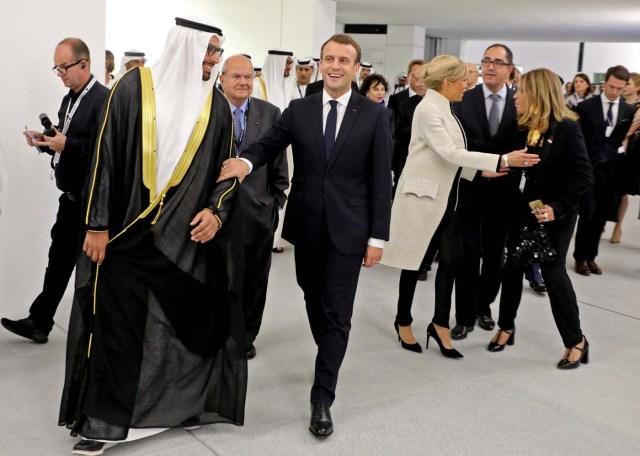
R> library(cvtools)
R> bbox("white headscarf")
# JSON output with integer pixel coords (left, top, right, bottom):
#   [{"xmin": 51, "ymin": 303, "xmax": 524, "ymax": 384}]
[
  {"xmin": 261, "ymin": 50, "xmax": 293, "ymax": 111},
  {"xmin": 151, "ymin": 21, "xmax": 224, "ymax": 191},
  {"xmin": 110, "ymin": 50, "xmax": 146, "ymax": 86},
  {"xmin": 290, "ymin": 57, "xmax": 313, "ymax": 99}
]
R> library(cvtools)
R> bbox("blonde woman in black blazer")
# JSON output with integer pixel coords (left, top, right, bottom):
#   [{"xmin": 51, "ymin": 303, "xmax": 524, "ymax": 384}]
[{"xmin": 489, "ymin": 68, "xmax": 594, "ymax": 369}]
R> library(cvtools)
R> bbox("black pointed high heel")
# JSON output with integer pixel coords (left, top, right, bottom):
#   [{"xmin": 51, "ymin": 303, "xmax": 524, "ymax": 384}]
[
  {"xmin": 426, "ymin": 322, "xmax": 463, "ymax": 358},
  {"xmin": 394, "ymin": 322, "xmax": 422, "ymax": 353},
  {"xmin": 557, "ymin": 337, "xmax": 589, "ymax": 369},
  {"xmin": 487, "ymin": 328, "xmax": 515, "ymax": 352}
]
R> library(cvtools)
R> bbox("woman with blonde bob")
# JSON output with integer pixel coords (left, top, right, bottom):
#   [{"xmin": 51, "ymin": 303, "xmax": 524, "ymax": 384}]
[
  {"xmin": 488, "ymin": 68, "xmax": 593, "ymax": 369},
  {"xmin": 382, "ymin": 55, "xmax": 540, "ymax": 358}
]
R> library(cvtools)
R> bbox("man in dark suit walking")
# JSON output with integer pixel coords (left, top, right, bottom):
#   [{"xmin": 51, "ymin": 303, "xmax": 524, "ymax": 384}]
[
  {"xmin": 573, "ymin": 65, "xmax": 633, "ymax": 275},
  {"xmin": 388, "ymin": 59, "xmax": 425, "ymax": 124},
  {"xmin": 218, "ymin": 34, "xmax": 392, "ymax": 438},
  {"xmin": 219, "ymin": 55, "xmax": 289, "ymax": 360},
  {"xmin": 451, "ymin": 44, "xmax": 519, "ymax": 338},
  {"xmin": 392, "ymin": 73, "xmax": 426, "ymax": 196}
]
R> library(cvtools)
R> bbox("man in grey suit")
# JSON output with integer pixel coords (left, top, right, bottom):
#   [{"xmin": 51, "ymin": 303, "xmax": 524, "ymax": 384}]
[{"xmin": 219, "ymin": 55, "xmax": 289, "ymax": 360}]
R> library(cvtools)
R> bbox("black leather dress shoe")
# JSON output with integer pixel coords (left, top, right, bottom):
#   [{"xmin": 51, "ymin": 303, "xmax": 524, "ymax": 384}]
[
  {"xmin": 587, "ymin": 260, "xmax": 602, "ymax": 275},
  {"xmin": 574, "ymin": 260, "xmax": 590, "ymax": 276},
  {"xmin": 477, "ymin": 315, "xmax": 495, "ymax": 331},
  {"xmin": 450, "ymin": 325, "xmax": 474, "ymax": 340},
  {"xmin": 72, "ymin": 439, "xmax": 117, "ymax": 455},
  {"xmin": 309, "ymin": 403, "xmax": 333, "ymax": 437},
  {"xmin": 246, "ymin": 341, "xmax": 256, "ymax": 359},
  {"xmin": 1, "ymin": 317, "xmax": 49, "ymax": 343},
  {"xmin": 529, "ymin": 281, "xmax": 547, "ymax": 293}
]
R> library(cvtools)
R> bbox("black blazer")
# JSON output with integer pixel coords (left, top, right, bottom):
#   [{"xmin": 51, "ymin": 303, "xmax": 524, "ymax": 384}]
[
  {"xmin": 452, "ymin": 84, "xmax": 517, "ymax": 155},
  {"xmin": 392, "ymin": 94, "xmax": 422, "ymax": 175},
  {"xmin": 512, "ymin": 119, "xmax": 593, "ymax": 221},
  {"xmin": 387, "ymin": 89, "xmax": 410, "ymax": 121},
  {"xmin": 305, "ymin": 79, "xmax": 359, "ymax": 97},
  {"xmin": 575, "ymin": 95, "xmax": 634, "ymax": 164},
  {"xmin": 234, "ymin": 98, "xmax": 289, "ymax": 245},
  {"xmin": 241, "ymin": 91, "xmax": 393, "ymax": 255}
]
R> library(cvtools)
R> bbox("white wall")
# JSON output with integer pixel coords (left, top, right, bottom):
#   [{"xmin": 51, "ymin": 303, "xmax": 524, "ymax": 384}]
[
  {"xmin": 106, "ymin": 0, "xmax": 336, "ymax": 71},
  {"xmin": 0, "ymin": 0, "xmax": 106, "ymax": 313},
  {"xmin": 461, "ymin": 40, "xmax": 640, "ymax": 85}
]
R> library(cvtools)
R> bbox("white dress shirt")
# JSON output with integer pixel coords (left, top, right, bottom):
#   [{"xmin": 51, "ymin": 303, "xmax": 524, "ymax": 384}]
[
  {"xmin": 601, "ymin": 92, "xmax": 620, "ymax": 129},
  {"xmin": 482, "ymin": 84, "xmax": 508, "ymax": 121}
]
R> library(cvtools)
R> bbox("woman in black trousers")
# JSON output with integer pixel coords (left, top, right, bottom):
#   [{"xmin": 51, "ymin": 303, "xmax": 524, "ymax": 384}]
[{"xmin": 489, "ymin": 68, "xmax": 594, "ymax": 369}]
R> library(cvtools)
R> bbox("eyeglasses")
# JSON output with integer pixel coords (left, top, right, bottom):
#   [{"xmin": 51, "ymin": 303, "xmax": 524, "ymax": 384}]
[
  {"xmin": 52, "ymin": 59, "xmax": 85, "ymax": 76},
  {"xmin": 480, "ymin": 58, "xmax": 511, "ymax": 68},
  {"xmin": 206, "ymin": 45, "xmax": 224, "ymax": 57}
]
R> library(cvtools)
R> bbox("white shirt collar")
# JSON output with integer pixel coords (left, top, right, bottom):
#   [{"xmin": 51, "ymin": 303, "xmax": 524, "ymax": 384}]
[
  {"xmin": 601, "ymin": 92, "xmax": 620, "ymax": 105},
  {"xmin": 323, "ymin": 88, "xmax": 352, "ymax": 107},
  {"xmin": 482, "ymin": 84, "xmax": 508, "ymax": 99}
]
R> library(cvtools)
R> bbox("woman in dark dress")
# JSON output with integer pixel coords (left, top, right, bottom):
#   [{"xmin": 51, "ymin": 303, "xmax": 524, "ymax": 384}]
[{"xmin": 489, "ymin": 68, "xmax": 594, "ymax": 369}]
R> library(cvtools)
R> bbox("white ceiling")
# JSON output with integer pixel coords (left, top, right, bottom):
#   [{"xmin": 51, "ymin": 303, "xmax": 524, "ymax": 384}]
[{"xmin": 336, "ymin": 0, "xmax": 640, "ymax": 42}]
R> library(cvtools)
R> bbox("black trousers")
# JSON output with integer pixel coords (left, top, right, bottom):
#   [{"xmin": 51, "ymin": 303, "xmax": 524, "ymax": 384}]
[
  {"xmin": 498, "ymin": 214, "xmax": 583, "ymax": 348},
  {"xmin": 574, "ymin": 159, "xmax": 620, "ymax": 262},
  {"xmin": 294, "ymin": 226, "xmax": 363, "ymax": 406},
  {"xmin": 453, "ymin": 202, "xmax": 482, "ymax": 327},
  {"xmin": 396, "ymin": 207, "xmax": 461, "ymax": 329},
  {"xmin": 476, "ymin": 195, "xmax": 511, "ymax": 319},
  {"xmin": 242, "ymin": 234, "xmax": 274, "ymax": 343},
  {"xmin": 29, "ymin": 194, "xmax": 82, "ymax": 333}
]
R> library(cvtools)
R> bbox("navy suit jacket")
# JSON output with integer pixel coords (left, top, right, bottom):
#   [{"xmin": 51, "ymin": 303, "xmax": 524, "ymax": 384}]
[
  {"xmin": 575, "ymin": 95, "xmax": 634, "ymax": 164},
  {"xmin": 241, "ymin": 91, "xmax": 393, "ymax": 255}
]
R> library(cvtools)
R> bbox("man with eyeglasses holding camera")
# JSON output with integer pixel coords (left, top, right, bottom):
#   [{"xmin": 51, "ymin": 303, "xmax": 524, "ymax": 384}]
[
  {"xmin": 1, "ymin": 38, "xmax": 108, "ymax": 344},
  {"xmin": 450, "ymin": 44, "xmax": 522, "ymax": 340}
]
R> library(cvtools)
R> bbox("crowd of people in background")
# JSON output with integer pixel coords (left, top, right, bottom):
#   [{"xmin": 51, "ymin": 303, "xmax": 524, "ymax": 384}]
[{"xmin": 2, "ymin": 20, "xmax": 640, "ymax": 455}]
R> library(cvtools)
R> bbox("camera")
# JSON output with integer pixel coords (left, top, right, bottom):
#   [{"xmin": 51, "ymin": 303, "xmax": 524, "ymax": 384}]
[{"xmin": 39, "ymin": 113, "xmax": 56, "ymax": 137}]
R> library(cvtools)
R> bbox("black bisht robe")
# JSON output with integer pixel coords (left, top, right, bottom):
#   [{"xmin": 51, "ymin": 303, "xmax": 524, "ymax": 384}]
[{"xmin": 59, "ymin": 68, "xmax": 246, "ymax": 440}]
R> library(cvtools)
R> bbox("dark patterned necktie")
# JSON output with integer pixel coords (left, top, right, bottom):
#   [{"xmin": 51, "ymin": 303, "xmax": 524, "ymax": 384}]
[{"xmin": 233, "ymin": 107, "xmax": 243, "ymax": 155}]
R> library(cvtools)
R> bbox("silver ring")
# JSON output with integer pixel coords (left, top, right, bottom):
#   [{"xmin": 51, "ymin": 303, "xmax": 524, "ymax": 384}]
[{"xmin": 524, "ymin": 161, "xmax": 528, "ymax": 166}]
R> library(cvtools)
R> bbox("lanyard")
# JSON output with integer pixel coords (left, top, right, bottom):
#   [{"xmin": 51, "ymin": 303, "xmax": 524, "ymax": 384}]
[
  {"xmin": 62, "ymin": 76, "xmax": 97, "ymax": 135},
  {"xmin": 53, "ymin": 76, "xmax": 97, "ymax": 166},
  {"xmin": 297, "ymin": 84, "xmax": 304, "ymax": 99}
]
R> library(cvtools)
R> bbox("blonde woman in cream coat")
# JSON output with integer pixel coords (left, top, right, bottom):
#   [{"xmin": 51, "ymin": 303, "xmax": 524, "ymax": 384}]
[{"xmin": 382, "ymin": 55, "xmax": 540, "ymax": 358}]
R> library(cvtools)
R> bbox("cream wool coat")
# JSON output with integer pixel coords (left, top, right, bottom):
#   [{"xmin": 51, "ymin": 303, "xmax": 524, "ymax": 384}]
[{"xmin": 382, "ymin": 89, "xmax": 502, "ymax": 270}]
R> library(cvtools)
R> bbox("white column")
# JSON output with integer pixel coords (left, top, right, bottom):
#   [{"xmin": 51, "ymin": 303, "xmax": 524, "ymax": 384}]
[{"xmin": 386, "ymin": 25, "xmax": 426, "ymax": 81}]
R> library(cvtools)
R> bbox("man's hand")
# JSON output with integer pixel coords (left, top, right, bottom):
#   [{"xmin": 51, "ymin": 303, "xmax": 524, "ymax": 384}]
[
  {"xmin": 23, "ymin": 130, "xmax": 44, "ymax": 147},
  {"xmin": 216, "ymin": 158, "xmax": 250, "ymax": 183},
  {"xmin": 363, "ymin": 245, "xmax": 383, "ymax": 268},
  {"xmin": 83, "ymin": 231, "xmax": 109, "ymax": 265},
  {"xmin": 482, "ymin": 170, "xmax": 508, "ymax": 178},
  {"xmin": 34, "ymin": 127, "xmax": 67, "ymax": 153},
  {"xmin": 190, "ymin": 209, "xmax": 220, "ymax": 243}
]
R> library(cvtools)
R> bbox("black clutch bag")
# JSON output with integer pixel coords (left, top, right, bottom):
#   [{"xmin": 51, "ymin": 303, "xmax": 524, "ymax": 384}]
[{"xmin": 508, "ymin": 223, "xmax": 557, "ymax": 267}]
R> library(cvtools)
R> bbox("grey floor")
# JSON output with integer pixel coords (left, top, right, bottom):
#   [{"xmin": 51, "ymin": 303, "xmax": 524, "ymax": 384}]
[{"xmin": 2, "ymin": 198, "xmax": 640, "ymax": 456}]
